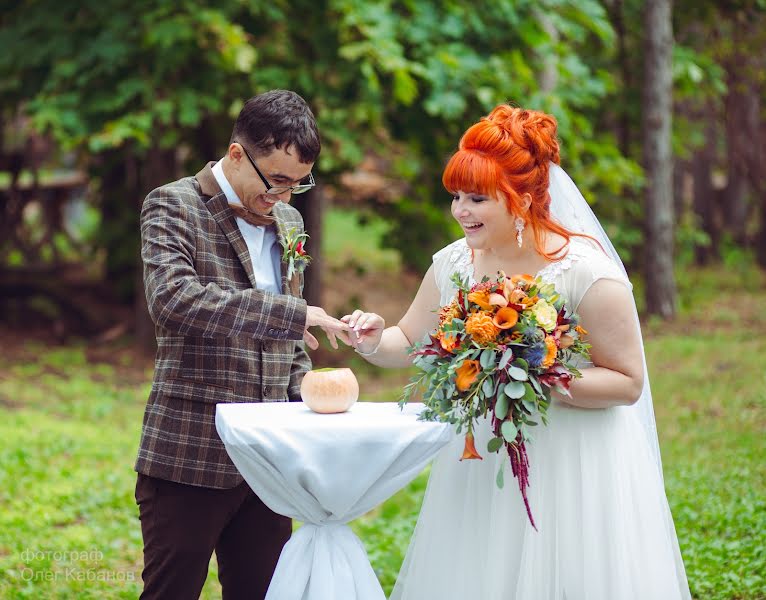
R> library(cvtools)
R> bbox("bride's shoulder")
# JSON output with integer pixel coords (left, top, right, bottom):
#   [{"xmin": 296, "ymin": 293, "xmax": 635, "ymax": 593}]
[
  {"xmin": 556, "ymin": 236, "xmax": 628, "ymax": 285},
  {"xmin": 432, "ymin": 238, "xmax": 469, "ymax": 266}
]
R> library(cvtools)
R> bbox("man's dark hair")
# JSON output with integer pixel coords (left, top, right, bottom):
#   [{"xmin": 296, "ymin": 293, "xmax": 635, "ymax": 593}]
[{"xmin": 230, "ymin": 90, "xmax": 320, "ymax": 163}]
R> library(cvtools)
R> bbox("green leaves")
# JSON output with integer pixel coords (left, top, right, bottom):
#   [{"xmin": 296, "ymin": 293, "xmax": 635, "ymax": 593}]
[
  {"xmin": 499, "ymin": 348, "xmax": 514, "ymax": 370},
  {"xmin": 487, "ymin": 436, "xmax": 504, "ymax": 454},
  {"xmin": 504, "ymin": 381, "xmax": 526, "ymax": 399},
  {"xmin": 507, "ymin": 365, "xmax": 528, "ymax": 381},
  {"xmin": 495, "ymin": 391, "xmax": 509, "ymax": 420},
  {"xmin": 480, "ymin": 349, "xmax": 496, "ymax": 371},
  {"xmin": 501, "ymin": 420, "xmax": 518, "ymax": 443}
]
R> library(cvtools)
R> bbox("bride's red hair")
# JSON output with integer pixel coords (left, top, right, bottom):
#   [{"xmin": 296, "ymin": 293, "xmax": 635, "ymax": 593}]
[{"xmin": 443, "ymin": 105, "xmax": 589, "ymax": 260}]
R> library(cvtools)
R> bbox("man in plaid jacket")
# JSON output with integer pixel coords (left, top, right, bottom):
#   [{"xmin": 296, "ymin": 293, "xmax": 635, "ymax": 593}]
[{"xmin": 135, "ymin": 90, "xmax": 349, "ymax": 599}]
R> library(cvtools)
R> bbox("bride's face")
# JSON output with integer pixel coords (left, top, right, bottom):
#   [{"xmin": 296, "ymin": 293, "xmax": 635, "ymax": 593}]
[{"xmin": 451, "ymin": 190, "xmax": 513, "ymax": 250}]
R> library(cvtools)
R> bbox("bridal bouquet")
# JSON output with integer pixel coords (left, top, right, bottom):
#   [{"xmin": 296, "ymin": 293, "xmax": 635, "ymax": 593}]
[{"xmin": 400, "ymin": 271, "xmax": 590, "ymax": 528}]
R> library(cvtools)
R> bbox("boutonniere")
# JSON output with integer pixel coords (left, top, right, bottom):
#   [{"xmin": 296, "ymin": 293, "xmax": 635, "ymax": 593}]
[{"xmin": 279, "ymin": 227, "xmax": 312, "ymax": 281}]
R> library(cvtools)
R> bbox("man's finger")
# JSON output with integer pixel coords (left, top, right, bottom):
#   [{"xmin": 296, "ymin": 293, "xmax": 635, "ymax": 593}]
[
  {"xmin": 336, "ymin": 330, "xmax": 352, "ymax": 346},
  {"xmin": 325, "ymin": 328, "xmax": 339, "ymax": 350},
  {"xmin": 303, "ymin": 330, "xmax": 319, "ymax": 350}
]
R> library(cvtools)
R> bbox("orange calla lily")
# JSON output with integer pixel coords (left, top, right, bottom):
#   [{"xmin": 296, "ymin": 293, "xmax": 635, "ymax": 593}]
[
  {"xmin": 493, "ymin": 306, "xmax": 519, "ymax": 329},
  {"xmin": 460, "ymin": 431, "xmax": 483, "ymax": 461},
  {"xmin": 455, "ymin": 359, "xmax": 481, "ymax": 392}
]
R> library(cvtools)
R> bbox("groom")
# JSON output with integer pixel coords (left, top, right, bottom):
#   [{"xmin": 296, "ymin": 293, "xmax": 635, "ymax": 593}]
[{"xmin": 135, "ymin": 90, "xmax": 349, "ymax": 599}]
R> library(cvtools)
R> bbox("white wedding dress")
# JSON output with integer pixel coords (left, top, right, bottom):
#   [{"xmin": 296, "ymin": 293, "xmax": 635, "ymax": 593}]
[{"xmin": 390, "ymin": 236, "xmax": 691, "ymax": 600}]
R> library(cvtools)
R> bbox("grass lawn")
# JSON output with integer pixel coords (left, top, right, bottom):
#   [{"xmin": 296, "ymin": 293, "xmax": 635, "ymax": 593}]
[{"xmin": 0, "ymin": 228, "xmax": 763, "ymax": 598}]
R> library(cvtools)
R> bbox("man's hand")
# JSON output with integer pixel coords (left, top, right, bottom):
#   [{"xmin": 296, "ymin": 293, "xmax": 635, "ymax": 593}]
[{"xmin": 304, "ymin": 306, "xmax": 352, "ymax": 350}]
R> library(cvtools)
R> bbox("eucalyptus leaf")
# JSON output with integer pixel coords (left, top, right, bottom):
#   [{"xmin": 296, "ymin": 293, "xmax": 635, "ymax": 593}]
[
  {"xmin": 496, "ymin": 465, "xmax": 505, "ymax": 489},
  {"xmin": 499, "ymin": 348, "xmax": 514, "ymax": 370},
  {"xmin": 501, "ymin": 420, "xmax": 518, "ymax": 443},
  {"xmin": 495, "ymin": 393, "xmax": 509, "ymax": 420},
  {"xmin": 514, "ymin": 358, "xmax": 529, "ymax": 372},
  {"xmin": 480, "ymin": 349, "xmax": 495, "ymax": 370},
  {"xmin": 504, "ymin": 381, "xmax": 525, "ymax": 399},
  {"xmin": 507, "ymin": 365, "xmax": 528, "ymax": 381},
  {"xmin": 482, "ymin": 377, "xmax": 494, "ymax": 397},
  {"xmin": 487, "ymin": 436, "xmax": 504, "ymax": 453}
]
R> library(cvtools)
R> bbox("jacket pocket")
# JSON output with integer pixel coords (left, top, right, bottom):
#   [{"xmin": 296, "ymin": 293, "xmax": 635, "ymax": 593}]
[{"xmin": 158, "ymin": 377, "xmax": 234, "ymax": 405}]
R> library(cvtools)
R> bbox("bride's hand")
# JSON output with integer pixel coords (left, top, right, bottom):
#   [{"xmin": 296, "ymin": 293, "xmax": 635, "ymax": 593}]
[{"xmin": 342, "ymin": 310, "xmax": 385, "ymax": 354}]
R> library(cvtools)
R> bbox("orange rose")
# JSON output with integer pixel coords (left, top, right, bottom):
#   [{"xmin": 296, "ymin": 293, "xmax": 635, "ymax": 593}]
[
  {"xmin": 460, "ymin": 431, "xmax": 483, "ymax": 461},
  {"xmin": 465, "ymin": 311, "xmax": 500, "ymax": 345},
  {"xmin": 542, "ymin": 335, "xmax": 558, "ymax": 368},
  {"xmin": 493, "ymin": 306, "xmax": 519, "ymax": 330},
  {"xmin": 455, "ymin": 359, "xmax": 481, "ymax": 392},
  {"xmin": 468, "ymin": 290, "xmax": 493, "ymax": 311}
]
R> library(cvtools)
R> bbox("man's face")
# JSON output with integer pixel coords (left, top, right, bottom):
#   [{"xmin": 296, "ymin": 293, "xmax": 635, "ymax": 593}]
[{"xmin": 228, "ymin": 143, "xmax": 314, "ymax": 215}]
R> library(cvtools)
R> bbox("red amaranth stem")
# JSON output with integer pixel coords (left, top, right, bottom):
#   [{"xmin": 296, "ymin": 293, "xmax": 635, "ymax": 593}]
[
  {"xmin": 507, "ymin": 438, "xmax": 537, "ymax": 531},
  {"xmin": 491, "ymin": 413, "xmax": 538, "ymax": 530}
]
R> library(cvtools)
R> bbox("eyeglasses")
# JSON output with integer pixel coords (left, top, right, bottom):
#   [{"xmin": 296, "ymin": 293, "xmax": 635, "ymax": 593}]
[{"xmin": 237, "ymin": 142, "xmax": 315, "ymax": 195}]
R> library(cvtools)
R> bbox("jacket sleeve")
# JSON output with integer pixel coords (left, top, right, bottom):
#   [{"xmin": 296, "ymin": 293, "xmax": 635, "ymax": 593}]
[
  {"xmin": 288, "ymin": 340, "xmax": 312, "ymax": 401},
  {"xmin": 141, "ymin": 187, "xmax": 307, "ymax": 340}
]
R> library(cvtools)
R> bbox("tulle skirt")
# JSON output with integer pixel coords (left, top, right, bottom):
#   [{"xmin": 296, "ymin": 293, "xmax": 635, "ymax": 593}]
[{"xmin": 390, "ymin": 400, "xmax": 691, "ymax": 600}]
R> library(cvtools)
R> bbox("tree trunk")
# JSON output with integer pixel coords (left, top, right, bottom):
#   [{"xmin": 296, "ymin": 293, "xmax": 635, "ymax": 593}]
[
  {"xmin": 752, "ymin": 110, "xmax": 766, "ymax": 267},
  {"xmin": 291, "ymin": 185, "xmax": 324, "ymax": 308},
  {"xmin": 692, "ymin": 120, "xmax": 720, "ymax": 264},
  {"xmin": 724, "ymin": 65, "xmax": 752, "ymax": 245},
  {"xmin": 606, "ymin": 0, "xmax": 632, "ymax": 155},
  {"xmin": 642, "ymin": 0, "xmax": 677, "ymax": 318},
  {"xmin": 536, "ymin": 11, "xmax": 558, "ymax": 94}
]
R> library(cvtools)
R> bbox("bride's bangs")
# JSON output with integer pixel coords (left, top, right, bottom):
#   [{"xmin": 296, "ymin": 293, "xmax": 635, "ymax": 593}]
[{"xmin": 442, "ymin": 150, "xmax": 499, "ymax": 199}]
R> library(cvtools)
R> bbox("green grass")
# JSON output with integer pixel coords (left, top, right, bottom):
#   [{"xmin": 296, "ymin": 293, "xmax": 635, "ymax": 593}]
[{"xmin": 0, "ymin": 267, "xmax": 764, "ymax": 599}]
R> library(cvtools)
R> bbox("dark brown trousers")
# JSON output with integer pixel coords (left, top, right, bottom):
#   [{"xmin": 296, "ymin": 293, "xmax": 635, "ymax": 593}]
[{"xmin": 135, "ymin": 473, "xmax": 291, "ymax": 600}]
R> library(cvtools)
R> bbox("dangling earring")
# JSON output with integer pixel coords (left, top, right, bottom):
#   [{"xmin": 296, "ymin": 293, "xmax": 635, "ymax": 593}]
[{"xmin": 515, "ymin": 217, "xmax": 525, "ymax": 248}]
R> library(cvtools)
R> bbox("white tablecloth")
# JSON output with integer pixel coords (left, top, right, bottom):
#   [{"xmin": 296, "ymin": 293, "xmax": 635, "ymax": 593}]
[{"xmin": 215, "ymin": 401, "xmax": 452, "ymax": 600}]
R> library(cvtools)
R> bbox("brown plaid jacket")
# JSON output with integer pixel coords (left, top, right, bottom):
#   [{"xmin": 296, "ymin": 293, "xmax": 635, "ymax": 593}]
[{"xmin": 135, "ymin": 163, "xmax": 312, "ymax": 489}]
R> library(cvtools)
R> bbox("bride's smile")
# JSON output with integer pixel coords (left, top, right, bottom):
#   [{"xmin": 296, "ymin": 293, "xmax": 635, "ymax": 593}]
[{"xmin": 451, "ymin": 190, "xmax": 512, "ymax": 249}]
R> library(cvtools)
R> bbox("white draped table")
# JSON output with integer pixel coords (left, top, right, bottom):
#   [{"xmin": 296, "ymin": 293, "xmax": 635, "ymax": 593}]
[{"xmin": 215, "ymin": 401, "xmax": 453, "ymax": 600}]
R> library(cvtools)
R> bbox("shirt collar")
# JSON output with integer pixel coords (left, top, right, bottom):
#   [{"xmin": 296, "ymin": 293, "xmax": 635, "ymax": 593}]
[{"xmin": 212, "ymin": 158, "xmax": 244, "ymax": 207}]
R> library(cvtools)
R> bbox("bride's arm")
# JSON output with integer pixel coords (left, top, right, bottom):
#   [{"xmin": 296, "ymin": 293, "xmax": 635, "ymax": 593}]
[
  {"xmin": 559, "ymin": 278, "xmax": 645, "ymax": 409},
  {"xmin": 344, "ymin": 265, "xmax": 441, "ymax": 368}
]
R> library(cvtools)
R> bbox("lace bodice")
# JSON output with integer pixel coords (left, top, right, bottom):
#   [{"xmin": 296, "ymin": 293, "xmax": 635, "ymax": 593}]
[{"xmin": 431, "ymin": 237, "xmax": 630, "ymax": 310}]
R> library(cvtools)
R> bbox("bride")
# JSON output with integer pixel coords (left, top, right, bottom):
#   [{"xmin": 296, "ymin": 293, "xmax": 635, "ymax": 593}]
[{"xmin": 345, "ymin": 105, "xmax": 691, "ymax": 599}]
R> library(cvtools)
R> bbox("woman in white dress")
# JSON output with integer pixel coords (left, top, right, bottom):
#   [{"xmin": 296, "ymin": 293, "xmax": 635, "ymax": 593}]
[{"xmin": 345, "ymin": 104, "xmax": 691, "ymax": 600}]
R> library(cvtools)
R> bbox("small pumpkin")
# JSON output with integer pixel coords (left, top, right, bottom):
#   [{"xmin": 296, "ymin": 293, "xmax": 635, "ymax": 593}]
[{"xmin": 301, "ymin": 368, "xmax": 359, "ymax": 414}]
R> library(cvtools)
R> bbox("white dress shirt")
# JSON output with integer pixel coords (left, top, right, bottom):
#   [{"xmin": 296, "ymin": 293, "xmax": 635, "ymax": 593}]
[{"xmin": 212, "ymin": 159, "xmax": 282, "ymax": 294}]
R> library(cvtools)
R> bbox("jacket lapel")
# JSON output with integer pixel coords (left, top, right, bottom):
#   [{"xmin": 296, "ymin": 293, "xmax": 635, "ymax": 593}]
[
  {"xmin": 195, "ymin": 162, "xmax": 259, "ymax": 289},
  {"xmin": 272, "ymin": 203, "xmax": 291, "ymax": 295}
]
